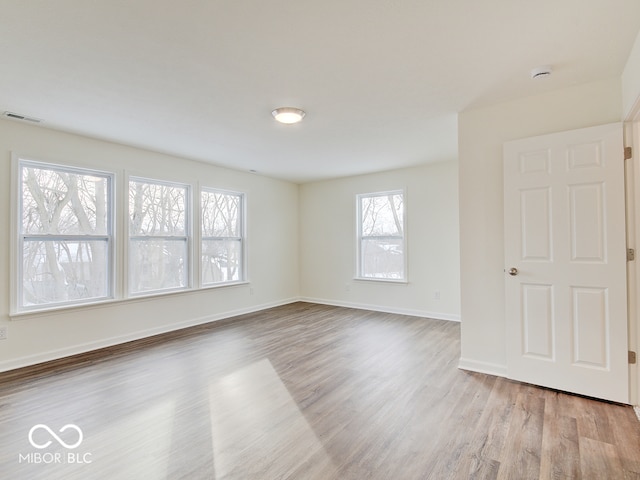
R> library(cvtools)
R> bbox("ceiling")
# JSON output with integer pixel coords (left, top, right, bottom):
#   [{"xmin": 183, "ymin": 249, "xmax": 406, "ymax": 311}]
[{"xmin": 1, "ymin": 1, "xmax": 639, "ymax": 183}]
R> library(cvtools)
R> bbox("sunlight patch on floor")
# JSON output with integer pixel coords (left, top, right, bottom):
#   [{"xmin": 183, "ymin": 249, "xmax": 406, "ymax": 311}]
[{"xmin": 209, "ymin": 358, "xmax": 337, "ymax": 479}]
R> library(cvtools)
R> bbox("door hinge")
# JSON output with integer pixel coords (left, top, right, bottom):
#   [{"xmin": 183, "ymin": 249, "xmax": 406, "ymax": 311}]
[
  {"xmin": 625, "ymin": 146, "xmax": 632, "ymax": 160},
  {"xmin": 630, "ymin": 351, "xmax": 637, "ymax": 364},
  {"xmin": 628, "ymin": 248, "xmax": 635, "ymax": 261}
]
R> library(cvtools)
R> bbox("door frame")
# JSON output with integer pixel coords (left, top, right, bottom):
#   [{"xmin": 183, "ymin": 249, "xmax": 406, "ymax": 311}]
[{"xmin": 624, "ymin": 102, "xmax": 640, "ymax": 406}]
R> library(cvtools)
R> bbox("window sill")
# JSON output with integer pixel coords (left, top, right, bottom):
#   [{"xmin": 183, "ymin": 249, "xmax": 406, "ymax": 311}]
[
  {"xmin": 10, "ymin": 281, "xmax": 251, "ymax": 320},
  {"xmin": 353, "ymin": 277, "xmax": 408, "ymax": 285}
]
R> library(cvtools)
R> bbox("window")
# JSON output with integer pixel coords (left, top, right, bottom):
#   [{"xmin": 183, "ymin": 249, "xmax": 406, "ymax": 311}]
[
  {"xmin": 18, "ymin": 160, "xmax": 114, "ymax": 311},
  {"xmin": 201, "ymin": 189, "xmax": 244, "ymax": 285},
  {"xmin": 357, "ymin": 190, "xmax": 406, "ymax": 280},
  {"xmin": 15, "ymin": 158, "xmax": 249, "ymax": 313},
  {"xmin": 128, "ymin": 177, "xmax": 190, "ymax": 295}
]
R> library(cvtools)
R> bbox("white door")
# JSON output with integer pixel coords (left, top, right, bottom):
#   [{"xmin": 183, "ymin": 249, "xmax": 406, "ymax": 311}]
[{"xmin": 504, "ymin": 122, "xmax": 628, "ymax": 403}]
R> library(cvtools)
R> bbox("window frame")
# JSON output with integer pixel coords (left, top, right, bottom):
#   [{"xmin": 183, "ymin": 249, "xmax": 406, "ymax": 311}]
[
  {"xmin": 200, "ymin": 187, "xmax": 246, "ymax": 287},
  {"xmin": 14, "ymin": 157, "xmax": 116, "ymax": 313},
  {"xmin": 10, "ymin": 155, "xmax": 251, "ymax": 318},
  {"xmin": 356, "ymin": 189, "xmax": 407, "ymax": 282},
  {"xmin": 127, "ymin": 175, "xmax": 192, "ymax": 297}
]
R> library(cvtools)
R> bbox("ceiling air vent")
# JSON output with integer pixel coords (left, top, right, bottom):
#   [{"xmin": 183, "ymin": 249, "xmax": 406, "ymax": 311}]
[{"xmin": 3, "ymin": 111, "xmax": 43, "ymax": 123}]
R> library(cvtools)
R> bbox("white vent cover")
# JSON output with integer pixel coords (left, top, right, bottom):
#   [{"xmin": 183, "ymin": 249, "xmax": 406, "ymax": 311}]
[
  {"xmin": 530, "ymin": 66, "xmax": 552, "ymax": 79},
  {"xmin": 3, "ymin": 111, "xmax": 43, "ymax": 123}
]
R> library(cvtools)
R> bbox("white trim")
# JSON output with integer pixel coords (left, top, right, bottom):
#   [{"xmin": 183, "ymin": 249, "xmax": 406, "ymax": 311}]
[
  {"xmin": 458, "ymin": 358, "xmax": 508, "ymax": 377},
  {"xmin": 629, "ymin": 118, "xmax": 640, "ymax": 407},
  {"xmin": 10, "ymin": 280, "xmax": 252, "ymax": 321},
  {"xmin": 1, "ymin": 297, "xmax": 461, "ymax": 373},
  {"xmin": 624, "ymin": 120, "xmax": 639, "ymax": 407},
  {"xmin": 299, "ymin": 296, "xmax": 461, "ymax": 322},
  {"xmin": 0, "ymin": 297, "xmax": 299, "ymax": 373},
  {"xmin": 10, "ymin": 153, "xmax": 20, "ymax": 315},
  {"xmin": 352, "ymin": 277, "xmax": 409, "ymax": 285}
]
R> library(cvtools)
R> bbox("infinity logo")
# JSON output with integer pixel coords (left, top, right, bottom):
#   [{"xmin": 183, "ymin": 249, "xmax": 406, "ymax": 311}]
[{"xmin": 28, "ymin": 424, "xmax": 83, "ymax": 450}]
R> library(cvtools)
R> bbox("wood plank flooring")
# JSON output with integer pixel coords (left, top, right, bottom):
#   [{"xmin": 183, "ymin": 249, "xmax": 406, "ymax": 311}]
[{"xmin": 0, "ymin": 302, "xmax": 639, "ymax": 479}]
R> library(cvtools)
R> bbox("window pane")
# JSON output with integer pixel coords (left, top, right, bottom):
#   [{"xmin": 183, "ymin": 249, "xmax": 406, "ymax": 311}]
[
  {"xmin": 22, "ymin": 165, "xmax": 110, "ymax": 235},
  {"xmin": 22, "ymin": 239, "xmax": 109, "ymax": 307},
  {"xmin": 361, "ymin": 194, "xmax": 404, "ymax": 236},
  {"xmin": 129, "ymin": 239, "xmax": 187, "ymax": 293},
  {"xmin": 201, "ymin": 191, "xmax": 241, "ymax": 237},
  {"xmin": 129, "ymin": 180, "xmax": 186, "ymax": 236},
  {"xmin": 361, "ymin": 238, "xmax": 404, "ymax": 279},
  {"xmin": 200, "ymin": 189, "xmax": 243, "ymax": 286},
  {"xmin": 202, "ymin": 239, "xmax": 241, "ymax": 284}
]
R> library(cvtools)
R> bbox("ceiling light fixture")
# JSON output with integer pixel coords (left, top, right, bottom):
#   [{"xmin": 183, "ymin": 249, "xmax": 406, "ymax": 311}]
[{"xmin": 272, "ymin": 107, "xmax": 306, "ymax": 124}]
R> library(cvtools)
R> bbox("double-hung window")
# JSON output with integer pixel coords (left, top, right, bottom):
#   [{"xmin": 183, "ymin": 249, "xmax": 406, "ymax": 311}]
[
  {"xmin": 18, "ymin": 160, "xmax": 114, "ymax": 311},
  {"xmin": 128, "ymin": 177, "xmax": 190, "ymax": 295},
  {"xmin": 200, "ymin": 188, "xmax": 244, "ymax": 285},
  {"xmin": 357, "ymin": 190, "xmax": 406, "ymax": 281}
]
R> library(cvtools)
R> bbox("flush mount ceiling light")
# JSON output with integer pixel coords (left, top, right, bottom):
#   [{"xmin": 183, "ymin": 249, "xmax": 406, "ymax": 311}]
[{"xmin": 271, "ymin": 107, "xmax": 306, "ymax": 124}]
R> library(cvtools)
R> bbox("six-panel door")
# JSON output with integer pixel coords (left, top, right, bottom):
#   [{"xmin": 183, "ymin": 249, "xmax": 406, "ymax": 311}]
[{"xmin": 504, "ymin": 123, "xmax": 628, "ymax": 403}]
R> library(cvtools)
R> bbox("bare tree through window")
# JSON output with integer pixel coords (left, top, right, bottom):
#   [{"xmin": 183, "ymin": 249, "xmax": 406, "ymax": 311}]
[
  {"xmin": 19, "ymin": 161, "xmax": 112, "ymax": 309},
  {"xmin": 358, "ymin": 191, "xmax": 405, "ymax": 280},
  {"xmin": 129, "ymin": 178, "xmax": 189, "ymax": 294},
  {"xmin": 201, "ymin": 189, "xmax": 243, "ymax": 285}
]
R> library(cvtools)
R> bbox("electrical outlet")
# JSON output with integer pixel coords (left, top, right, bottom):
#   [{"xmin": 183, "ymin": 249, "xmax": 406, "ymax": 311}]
[
  {"xmin": 0, "ymin": 327, "xmax": 7, "ymax": 340},
  {"xmin": 249, "ymin": 287, "xmax": 254, "ymax": 296},
  {"xmin": 434, "ymin": 290, "xmax": 441, "ymax": 300}
]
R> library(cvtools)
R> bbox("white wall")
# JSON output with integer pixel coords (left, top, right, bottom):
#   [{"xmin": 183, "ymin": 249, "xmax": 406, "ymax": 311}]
[
  {"xmin": 0, "ymin": 119, "xmax": 300, "ymax": 371},
  {"xmin": 458, "ymin": 78, "xmax": 623, "ymax": 375},
  {"xmin": 623, "ymin": 28, "xmax": 640, "ymax": 119},
  {"xmin": 299, "ymin": 162, "xmax": 460, "ymax": 320}
]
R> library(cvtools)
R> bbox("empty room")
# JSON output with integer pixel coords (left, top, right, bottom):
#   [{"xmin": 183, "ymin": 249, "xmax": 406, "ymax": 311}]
[{"xmin": 1, "ymin": 1, "xmax": 640, "ymax": 479}]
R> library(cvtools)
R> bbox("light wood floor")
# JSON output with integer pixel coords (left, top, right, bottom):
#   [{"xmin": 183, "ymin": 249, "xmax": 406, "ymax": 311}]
[{"xmin": 1, "ymin": 302, "xmax": 639, "ymax": 479}]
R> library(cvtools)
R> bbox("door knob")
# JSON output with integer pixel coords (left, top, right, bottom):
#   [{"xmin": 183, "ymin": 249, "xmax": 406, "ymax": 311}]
[{"xmin": 508, "ymin": 267, "xmax": 518, "ymax": 276}]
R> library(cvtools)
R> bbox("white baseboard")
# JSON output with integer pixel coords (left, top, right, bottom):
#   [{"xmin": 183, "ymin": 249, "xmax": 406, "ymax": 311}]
[
  {"xmin": 458, "ymin": 357, "xmax": 507, "ymax": 377},
  {"xmin": 0, "ymin": 298, "xmax": 298, "ymax": 373},
  {"xmin": 0, "ymin": 297, "xmax": 459, "ymax": 373},
  {"xmin": 299, "ymin": 297, "xmax": 461, "ymax": 322}
]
